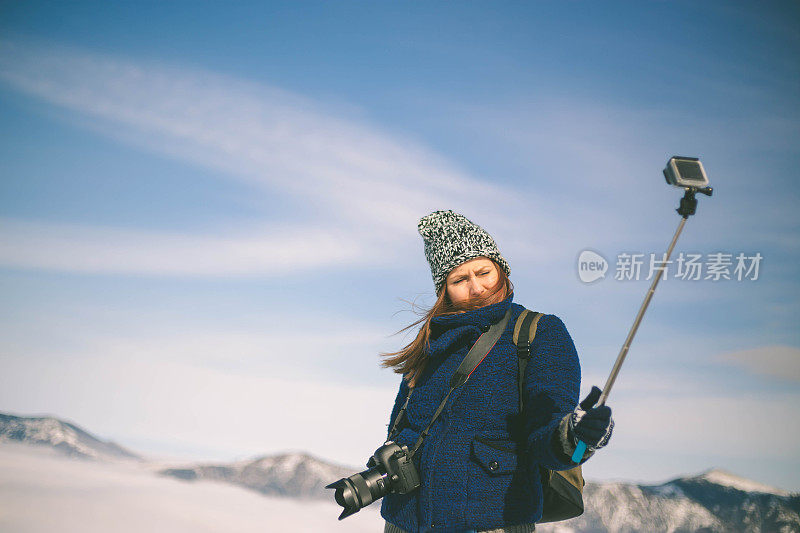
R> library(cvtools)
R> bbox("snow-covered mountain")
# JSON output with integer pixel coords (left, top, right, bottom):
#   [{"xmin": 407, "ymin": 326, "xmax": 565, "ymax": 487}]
[
  {"xmin": 0, "ymin": 412, "xmax": 140, "ymax": 461},
  {"xmin": 159, "ymin": 451, "xmax": 357, "ymax": 500},
  {"xmin": 162, "ymin": 453, "xmax": 800, "ymax": 532},
  {"xmin": 539, "ymin": 469, "xmax": 800, "ymax": 533},
  {"xmin": 3, "ymin": 411, "xmax": 798, "ymax": 532}
]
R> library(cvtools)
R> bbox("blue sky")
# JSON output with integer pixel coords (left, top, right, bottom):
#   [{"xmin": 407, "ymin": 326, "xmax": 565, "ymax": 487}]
[{"xmin": 1, "ymin": 1, "xmax": 799, "ymax": 491}]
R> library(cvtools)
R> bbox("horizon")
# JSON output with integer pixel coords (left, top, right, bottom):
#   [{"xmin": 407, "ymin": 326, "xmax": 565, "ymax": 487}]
[{"xmin": 1, "ymin": 408, "xmax": 796, "ymax": 494}]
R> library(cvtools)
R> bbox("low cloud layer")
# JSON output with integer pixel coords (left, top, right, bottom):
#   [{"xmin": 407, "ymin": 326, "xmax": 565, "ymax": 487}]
[{"xmin": 0, "ymin": 443, "xmax": 382, "ymax": 532}]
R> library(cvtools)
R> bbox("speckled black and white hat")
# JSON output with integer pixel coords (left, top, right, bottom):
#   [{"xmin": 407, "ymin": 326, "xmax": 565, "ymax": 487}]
[{"xmin": 418, "ymin": 210, "xmax": 511, "ymax": 293}]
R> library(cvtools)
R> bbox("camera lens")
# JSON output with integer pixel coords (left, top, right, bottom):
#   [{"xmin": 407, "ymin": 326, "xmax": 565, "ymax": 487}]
[
  {"xmin": 327, "ymin": 465, "xmax": 391, "ymax": 519},
  {"xmin": 333, "ymin": 478, "xmax": 358, "ymax": 508}
]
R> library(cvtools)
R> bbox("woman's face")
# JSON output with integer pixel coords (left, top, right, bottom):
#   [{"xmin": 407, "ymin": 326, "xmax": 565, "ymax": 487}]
[{"xmin": 445, "ymin": 257, "xmax": 502, "ymax": 309}]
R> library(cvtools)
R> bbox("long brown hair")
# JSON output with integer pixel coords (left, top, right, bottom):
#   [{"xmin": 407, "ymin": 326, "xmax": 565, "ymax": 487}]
[{"xmin": 381, "ymin": 259, "xmax": 512, "ymax": 386}]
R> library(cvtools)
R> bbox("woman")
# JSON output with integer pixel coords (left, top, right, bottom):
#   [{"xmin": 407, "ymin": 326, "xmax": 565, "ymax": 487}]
[{"xmin": 380, "ymin": 210, "xmax": 613, "ymax": 533}]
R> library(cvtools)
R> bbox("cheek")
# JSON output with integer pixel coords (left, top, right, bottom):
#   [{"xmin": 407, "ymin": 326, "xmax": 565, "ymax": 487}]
[
  {"xmin": 483, "ymin": 273, "xmax": 500, "ymax": 289},
  {"xmin": 446, "ymin": 284, "xmax": 469, "ymax": 302}
]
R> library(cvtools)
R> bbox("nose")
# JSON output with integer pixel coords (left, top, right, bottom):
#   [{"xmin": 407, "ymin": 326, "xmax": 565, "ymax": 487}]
[{"xmin": 468, "ymin": 276, "xmax": 485, "ymax": 296}]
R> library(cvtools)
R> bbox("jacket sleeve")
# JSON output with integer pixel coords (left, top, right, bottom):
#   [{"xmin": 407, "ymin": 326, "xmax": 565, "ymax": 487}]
[
  {"xmin": 387, "ymin": 376, "xmax": 410, "ymax": 440},
  {"xmin": 523, "ymin": 314, "xmax": 582, "ymax": 471}
]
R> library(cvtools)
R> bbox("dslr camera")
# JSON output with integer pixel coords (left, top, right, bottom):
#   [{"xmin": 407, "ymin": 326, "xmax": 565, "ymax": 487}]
[{"xmin": 326, "ymin": 441, "xmax": 420, "ymax": 519}]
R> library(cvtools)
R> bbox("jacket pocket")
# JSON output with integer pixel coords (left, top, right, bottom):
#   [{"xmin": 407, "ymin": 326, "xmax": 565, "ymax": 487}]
[{"xmin": 471, "ymin": 435, "xmax": 518, "ymax": 475}]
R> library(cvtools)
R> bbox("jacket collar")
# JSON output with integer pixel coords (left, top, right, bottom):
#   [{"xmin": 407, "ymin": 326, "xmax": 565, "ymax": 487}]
[{"xmin": 427, "ymin": 293, "xmax": 514, "ymax": 358}]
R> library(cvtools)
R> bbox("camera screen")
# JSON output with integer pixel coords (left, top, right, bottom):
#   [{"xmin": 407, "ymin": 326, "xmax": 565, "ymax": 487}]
[{"xmin": 675, "ymin": 160, "xmax": 705, "ymax": 182}]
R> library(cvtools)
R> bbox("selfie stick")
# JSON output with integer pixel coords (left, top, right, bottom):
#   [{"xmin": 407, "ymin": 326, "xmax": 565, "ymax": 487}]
[{"xmin": 572, "ymin": 158, "xmax": 713, "ymax": 463}]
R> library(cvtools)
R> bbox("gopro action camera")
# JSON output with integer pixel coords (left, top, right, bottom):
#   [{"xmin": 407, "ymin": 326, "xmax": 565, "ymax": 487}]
[{"xmin": 663, "ymin": 156, "xmax": 709, "ymax": 188}]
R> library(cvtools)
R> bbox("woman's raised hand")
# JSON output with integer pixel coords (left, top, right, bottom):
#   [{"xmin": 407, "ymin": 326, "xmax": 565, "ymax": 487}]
[{"xmin": 569, "ymin": 386, "xmax": 614, "ymax": 450}]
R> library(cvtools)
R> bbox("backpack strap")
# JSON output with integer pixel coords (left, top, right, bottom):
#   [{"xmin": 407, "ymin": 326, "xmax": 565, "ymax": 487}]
[
  {"xmin": 513, "ymin": 307, "xmax": 587, "ymax": 523},
  {"xmin": 512, "ymin": 309, "xmax": 544, "ymax": 412}
]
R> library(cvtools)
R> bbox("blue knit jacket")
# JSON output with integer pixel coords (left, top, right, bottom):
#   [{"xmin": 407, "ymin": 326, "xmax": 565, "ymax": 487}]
[{"xmin": 380, "ymin": 294, "xmax": 581, "ymax": 533}]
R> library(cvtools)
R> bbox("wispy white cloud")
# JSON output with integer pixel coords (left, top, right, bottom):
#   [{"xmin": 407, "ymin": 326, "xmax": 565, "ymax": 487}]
[
  {"xmin": 5, "ymin": 39, "xmax": 757, "ymax": 281},
  {"xmin": 0, "ymin": 217, "xmax": 369, "ymax": 276},
  {"xmin": 0, "ymin": 39, "xmax": 526, "ymax": 277},
  {"xmin": 0, "ymin": 301, "xmax": 397, "ymax": 385},
  {"xmin": 716, "ymin": 345, "xmax": 800, "ymax": 382}
]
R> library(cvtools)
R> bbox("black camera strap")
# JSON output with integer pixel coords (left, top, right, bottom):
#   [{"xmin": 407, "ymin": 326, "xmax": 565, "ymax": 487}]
[{"xmin": 389, "ymin": 308, "xmax": 512, "ymax": 458}]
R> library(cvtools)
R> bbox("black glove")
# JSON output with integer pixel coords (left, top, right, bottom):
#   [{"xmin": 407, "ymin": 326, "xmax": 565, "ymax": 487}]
[{"xmin": 569, "ymin": 386, "xmax": 613, "ymax": 450}]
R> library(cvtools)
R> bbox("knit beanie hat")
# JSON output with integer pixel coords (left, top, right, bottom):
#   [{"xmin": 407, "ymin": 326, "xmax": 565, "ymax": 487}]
[{"xmin": 418, "ymin": 210, "xmax": 511, "ymax": 293}]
